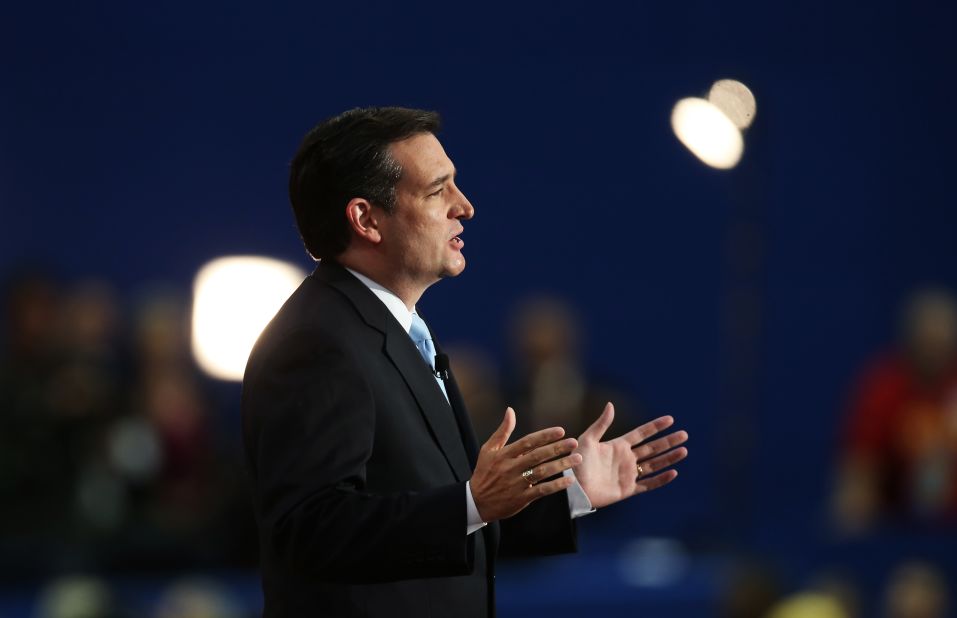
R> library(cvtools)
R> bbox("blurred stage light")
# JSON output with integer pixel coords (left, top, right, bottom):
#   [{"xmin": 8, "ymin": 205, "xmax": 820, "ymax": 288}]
[
  {"xmin": 617, "ymin": 537, "xmax": 689, "ymax": 587},
  {"xmin": 191, "ymin": 256, "xmax": 305, "ymax": 381},
  {"xmin": 671, "ymin": 97, "xmax": 744, "ymax": 169},
  {"xmin": 708, "ymin": 79, "xmax": 757, "ymax": 129},
  {"xmin": 767, "ymin": 593, "xmax": 847, "ymax": 618}
]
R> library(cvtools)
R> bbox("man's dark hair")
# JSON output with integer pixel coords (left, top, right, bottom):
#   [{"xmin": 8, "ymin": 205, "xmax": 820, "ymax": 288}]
[{"xmin": 288, "ymin": 106, "xmax": 442, "ymax": 260}]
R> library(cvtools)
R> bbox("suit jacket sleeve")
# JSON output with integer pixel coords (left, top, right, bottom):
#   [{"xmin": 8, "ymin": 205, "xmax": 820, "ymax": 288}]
[
  {"xmin": 243, "ymin": 328, "xmax": 475, "ymax": 584},
  {"xmin": 497, "ymin": 484, "xmax": 578, "ymax": 558}
]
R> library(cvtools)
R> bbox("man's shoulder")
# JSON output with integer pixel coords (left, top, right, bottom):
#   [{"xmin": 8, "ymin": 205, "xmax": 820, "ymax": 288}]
[
  {"xmin": 265, "ymin": 273, "xmax": 356, "ymax": 336},
  {"xmin": 245, "ymin": 274, "xmax": 357, "ymax": 365}
]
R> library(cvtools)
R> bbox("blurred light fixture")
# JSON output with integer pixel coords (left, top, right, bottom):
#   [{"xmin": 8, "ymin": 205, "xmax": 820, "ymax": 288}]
[
  {"xmin": 767, "ymin": 593, "xmax": 847, "ymax": 618},
  {"xmin": 617, "ymin": 537, "xmax": 689, "ymax": 587},
  {"xmin": 708, "ymin": 79, "xmax": 756, "ymax": 129},
  {"xmin": 671, "ymin": 78, "xmax": 755, "ymax": 170},
  {"xmin": 191, "ymin": 256, "xmax": 305, "ymax": 381},
  {"xmin": 671, "ymin": 97, "xmax": 744, "ymax": 169}
]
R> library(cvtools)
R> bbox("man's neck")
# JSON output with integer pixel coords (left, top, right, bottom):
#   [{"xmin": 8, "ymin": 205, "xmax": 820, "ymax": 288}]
[{"xmin": 335, "ymin": 255, "xmax": 429, "ymax": 311}]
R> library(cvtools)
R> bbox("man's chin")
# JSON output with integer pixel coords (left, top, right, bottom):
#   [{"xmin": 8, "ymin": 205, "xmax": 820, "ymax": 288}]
[{"xmin": 439, "ymin": 260, "xmax": 466, "ymax": 279}]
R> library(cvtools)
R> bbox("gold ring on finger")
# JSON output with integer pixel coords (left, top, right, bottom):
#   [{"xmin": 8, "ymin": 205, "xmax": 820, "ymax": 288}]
[
  {"xmin": 522, "ymin": 468, "xmax": 535, "ymax": 484},
  {"xmin": 636, "ymin": 463, "xmax": 645, "ymax": 479}
]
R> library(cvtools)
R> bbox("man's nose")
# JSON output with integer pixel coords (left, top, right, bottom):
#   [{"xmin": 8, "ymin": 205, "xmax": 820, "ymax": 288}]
[{"xmin": 455, "ymin": 190, "xmax": 475, "ymax": 220}]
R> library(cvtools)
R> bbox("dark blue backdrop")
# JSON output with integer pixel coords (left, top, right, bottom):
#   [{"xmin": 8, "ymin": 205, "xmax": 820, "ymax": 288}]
[{"xmin": 3, "ymin": 0, "xmax": 957, "ymax": 612}]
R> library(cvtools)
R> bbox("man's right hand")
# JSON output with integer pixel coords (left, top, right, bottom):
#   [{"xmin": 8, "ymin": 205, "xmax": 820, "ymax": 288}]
[{"xmin": 470, "ymin": 407, "xmax": 581, "ymax": 522}]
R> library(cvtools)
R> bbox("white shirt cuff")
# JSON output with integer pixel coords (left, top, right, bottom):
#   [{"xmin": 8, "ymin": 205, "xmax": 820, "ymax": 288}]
[
  {"xmin": 564, "ymin": 468, "xmax": 595, "ymax": 519},
  {"xmin": 466, "ymin": 471, "xmax": 593, "ymax": 534},
  {"xmin": 465, "ymin": 480, "xmax": 487, "ymax": 535}
]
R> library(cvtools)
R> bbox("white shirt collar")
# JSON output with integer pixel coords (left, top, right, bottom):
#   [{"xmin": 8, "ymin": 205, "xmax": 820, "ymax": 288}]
[{"xmin": 344, "ymin": 267, "xmax": 416, "ymax": 333}]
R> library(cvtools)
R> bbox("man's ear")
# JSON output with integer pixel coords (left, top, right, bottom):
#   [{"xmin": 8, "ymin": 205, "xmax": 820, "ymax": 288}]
[{"xmin": 344, "ymin": 198, "xmax": 382, "ymax": 244}]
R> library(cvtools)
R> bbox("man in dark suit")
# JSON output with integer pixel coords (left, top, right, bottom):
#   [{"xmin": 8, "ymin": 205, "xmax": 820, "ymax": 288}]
[{"xmin": 242, "ymin": 107, "xmax": 689, "ymax": 617}]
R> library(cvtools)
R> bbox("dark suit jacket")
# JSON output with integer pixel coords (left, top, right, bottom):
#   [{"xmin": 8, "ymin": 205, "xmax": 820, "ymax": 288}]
[{"xmin": 242, "ymin": 260, "xmax": 576, "ymax": 618}]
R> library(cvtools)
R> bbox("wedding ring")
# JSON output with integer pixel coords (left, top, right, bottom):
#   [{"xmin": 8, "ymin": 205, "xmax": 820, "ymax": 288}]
[
  {"xmin": 636, "ymin": 463, "xmax": 645, "ymax": 479},
  {"xmin": 521, "ymin": 468, "xmax": 535, "ymax": 483}
]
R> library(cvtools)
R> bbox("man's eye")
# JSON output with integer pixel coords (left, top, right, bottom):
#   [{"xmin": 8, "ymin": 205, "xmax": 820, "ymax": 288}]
[{"xmin": 428, "ymin": 188, "xmax": 444, "ymax": 197}]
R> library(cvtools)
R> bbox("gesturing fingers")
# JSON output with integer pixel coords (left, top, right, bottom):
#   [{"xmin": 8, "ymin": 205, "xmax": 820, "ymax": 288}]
[
  {"xmin": 635, "ymin": 469, "xmax": 679, "ymax": 494},
  {"xmin": 621, "ymin": 415, "xmax": 675, "ymax": 447},
  {"xmin": 520, "ymin": 437, "xmax": 578, "ymax": 467},
  {"xmin": 580, "ymin": 402, "xmax": 615, "ymax": 442},
  {"xmin": 520, "ymin": 451, "xmax": 582, "ymax": 485},
  {"xmin": 502, "ymin": 425, "xmax": 566, "ymax": 458},
  {"xmin": 523, "ymin": 471, "xmax": 575, "ymax": 499},
  {"xmin": 636, "ymin": 446, "xmax": 688, "ymax": 480},
  {"xmin": 632, "ymin": 430, "xmax": 688, "ymax": 461},
  {"xmin": 485, "ymin": 407, "xmax": 517, "ymax": 451},
  {"xmin": 472, "ymin": 416, "xmax": 576, "ymax": 522}
]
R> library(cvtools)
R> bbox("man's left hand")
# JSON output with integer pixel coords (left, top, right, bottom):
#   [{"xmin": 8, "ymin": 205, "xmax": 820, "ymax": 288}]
[{"xmin": 573, "ymin": 402, "xmax": 688, "ymax": 509}]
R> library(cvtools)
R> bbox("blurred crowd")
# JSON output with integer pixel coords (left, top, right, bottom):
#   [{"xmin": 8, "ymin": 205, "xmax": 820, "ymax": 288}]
[
  {"xmin": 28, "ymin": 575, "xmax": 251, "ymax": 618},
  {"xmin": 0, "ymin": 268, "xmax": 644, "ymax": 617},
  {"xmin": 0, "ymin": 268, "xmax": 257, "ymax": 583},
  {"xmin": 2, "ymin": 266, "xmax": 956, "ymax": 617},
  {"xmin": 723, "ymin": 559, "xmax": 951, "ymax": 618}
]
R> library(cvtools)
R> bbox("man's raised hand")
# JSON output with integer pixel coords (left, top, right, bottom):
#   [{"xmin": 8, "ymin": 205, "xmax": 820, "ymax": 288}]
[
  {"xmin": 470, "ymin": 407, "xmax": 582, "ymax": 522},
  {"xmin": 573, "ymin": 402, "xmax": 688, "ymax": 509}
]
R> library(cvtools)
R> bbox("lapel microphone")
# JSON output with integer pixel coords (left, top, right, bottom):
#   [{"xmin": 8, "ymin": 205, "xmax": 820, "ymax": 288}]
[{"xmin": 434, "ymin": 353, "xmax": 450, "ymax": 381}]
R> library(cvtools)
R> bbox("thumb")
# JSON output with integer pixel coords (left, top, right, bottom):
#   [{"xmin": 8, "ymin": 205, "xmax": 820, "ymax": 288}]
[
  {"xmin": 487, "ymin": 406, "xmax": 516, "ymax": 450},
  {"xmin": 582, "ymin": 401, "xmax": 615, "ymax": 441}
]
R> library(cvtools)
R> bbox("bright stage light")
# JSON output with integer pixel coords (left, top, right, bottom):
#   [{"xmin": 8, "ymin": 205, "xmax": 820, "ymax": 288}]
[
  {"xmin": 708, "ymin": 79, "xmax": 757, "ymax": 129},
  {"xmin": 191, "ymin": 256, "xmax": 305, "ymax": 381},
  {"xmin": 670, "ymin": 97, "xmax": 744, "ymax": 170}
]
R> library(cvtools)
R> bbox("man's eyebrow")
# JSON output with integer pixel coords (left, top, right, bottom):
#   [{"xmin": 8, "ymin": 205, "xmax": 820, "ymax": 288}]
[{"xmin": 426, "ymin": 171, "xmax": 456, "ymax": 189}]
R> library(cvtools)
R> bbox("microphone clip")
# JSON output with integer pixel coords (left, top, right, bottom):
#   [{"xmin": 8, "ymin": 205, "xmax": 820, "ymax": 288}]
[{"xmin": 434, "ymin": 353, "xmax": 450, "ymax": 381}]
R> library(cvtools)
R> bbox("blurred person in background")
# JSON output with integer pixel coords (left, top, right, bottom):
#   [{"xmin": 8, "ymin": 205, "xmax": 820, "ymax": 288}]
[
  {"xmin": 720, "ymin": 559, "xmax": 781, "ymax": 618},
  {"xmin": 152, "ymin": 578, "xmax": 242, "ymax": 618},
  {"xmin": 720, "ymin": 563, "xmax": 860, "ymax": 618},
  {"xmin": 764, "ymin": 592, "xmax": 848, "ymax": 618},
  {"xmin": 805, "ymin": 570, "xmax": 862, "ymax": 618},
  {"xmin": 0, "ymin": 269, "xmax": 70, "ymax": 573},
  {"xmin": 834, "ymin": 288, "xmax": 957, "ymax": 533},
  {"xmin": 115, "ymin": 290, "xmax": 251, "ymax": 568},
  {"xmin": 882, "ymin": 561, "xmax": 949, "ymax": 618},
  {"xmin": 33, "ymin": 575, "xmax": 124, "ymax": 618},
  {"xmin": 130, "ymin": 294, "xmax": 217, "ymax": 533},
  {"xmin": 50, "ymin": 280, "xmax": 129, "ymax": 546},
  {"xmin": 508, "ymin": 295, "xmax": 639, "ymax": 439},
  {"xmin": 49, "ymin": 279, "xmax": 124, "ymax": 423},
  {"xmin": 442, "ymin": 344, "xmax": 505, "ymax": 444}
]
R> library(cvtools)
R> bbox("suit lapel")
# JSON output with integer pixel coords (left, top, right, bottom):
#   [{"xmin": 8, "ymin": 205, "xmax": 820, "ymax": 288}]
[
  {"xmin": 432, "ymin": 335, "xmax": 501, "ymax": 558},
  {"xmin": 313, "ymin": 261, "xmax": 472, "ymax": 483},
  {"xmin": 382, "ymin": 334, "xmax": 472, "ymax": 481},
  {"xmin": 434, "ymin": 341, "xmax": 480, "ymax": 468}
]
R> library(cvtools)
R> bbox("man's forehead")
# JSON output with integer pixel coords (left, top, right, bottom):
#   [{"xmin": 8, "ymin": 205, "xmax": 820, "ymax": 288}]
[{"xmin": 390, "ymin": 133, "xmax": 455, "ymax": 182}]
